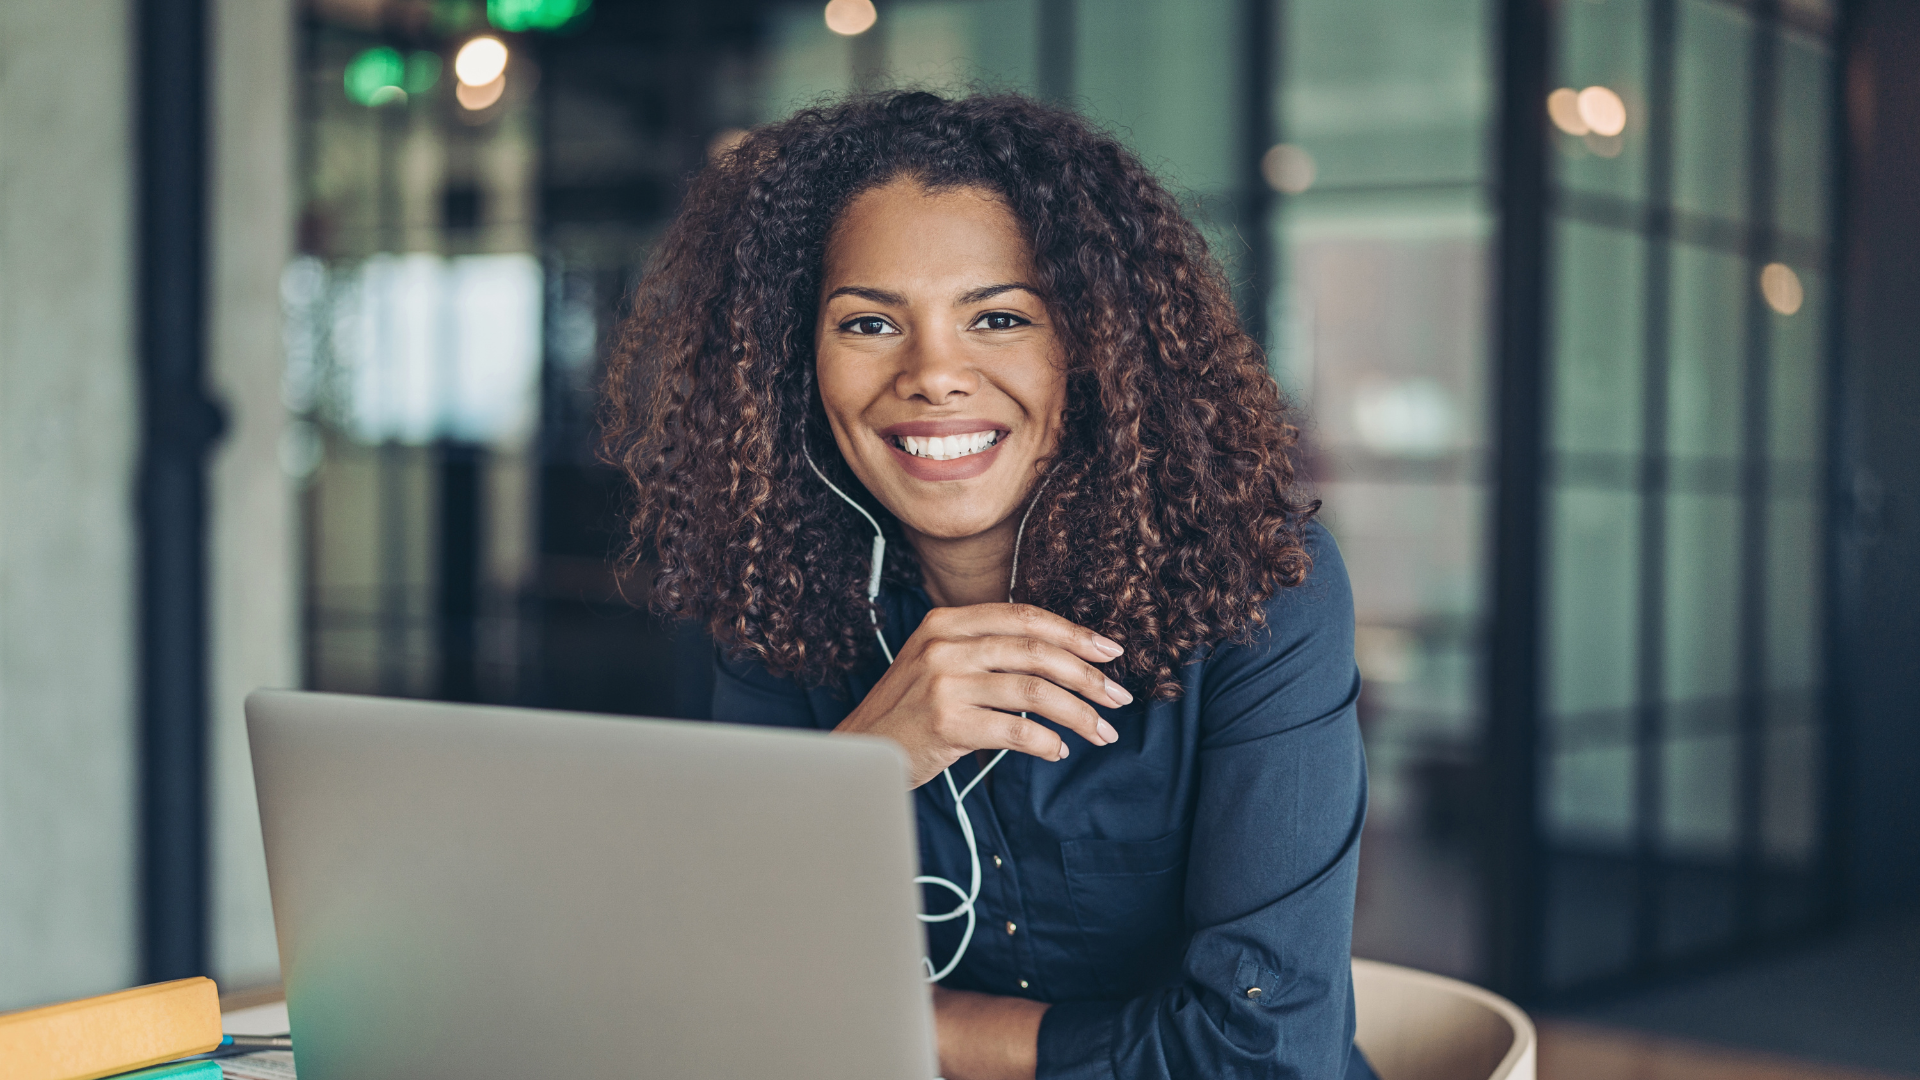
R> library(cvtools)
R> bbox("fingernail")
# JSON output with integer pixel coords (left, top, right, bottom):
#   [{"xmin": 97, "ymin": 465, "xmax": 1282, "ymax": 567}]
[
  {"xmin": 1057, "ymin": 743, "xmax": 1070, "ymax": 760},
  {"xmin": 1097, "ymin": 719, "xmax": 1120, "ymax": 744},
  {"xmin": 1104, "ymin": 678, "xmax": 1133, "ymax": 705},
  {"xmin": 1093, "ymin": 635, "xmax": 1123, "ymax": 658}
]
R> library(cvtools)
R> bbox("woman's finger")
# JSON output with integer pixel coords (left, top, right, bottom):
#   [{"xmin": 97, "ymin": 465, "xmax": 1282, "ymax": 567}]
[
  {"xmin": 968, "ymin": 634, "xmax": 1132, "ymax": 710},
  {"xmin": 958, "ymin": 672, "xmax": 1114, "ymax": 748},
  {"xmin": 958, "ymin": 706, "xmax": 1070, "ymax": 762},
  {"xmin": 922, "ymin": 603, "xmax": 1124, "ymax": 665}
]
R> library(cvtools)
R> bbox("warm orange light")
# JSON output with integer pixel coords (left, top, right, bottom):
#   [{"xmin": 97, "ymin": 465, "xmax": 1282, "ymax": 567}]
[
  {"xmin": 457, "ymin": 74, "xmax": 506, "ymax": 110},
  {"xmin": 1260, "ymin": 144, "xmax": 1317, "ymax": 195},
  {"xmin": 1760, "ymin": 262, "xmax": 1804, "ymax": 315},
  {"xmin": 1576, "ymin": 86, "xmax": 1627, "ymax": 137},
  {"xmin": 455, "ymin": 37, "xmax": 509, "ymax": 87},
  {"xmin": 824, "ymin": 0, "xmax": 878, "ymax": 35},
  {"xmin": 1548, "ymin": 88, "xmax": 1588, "ymax": 135}
]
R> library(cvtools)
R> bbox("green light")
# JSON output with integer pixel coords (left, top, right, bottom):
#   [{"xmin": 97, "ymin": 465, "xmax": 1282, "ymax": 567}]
[
  {"xmin": 486, "ymin": 0, "xmax": 590, "ymax": 32},
  {"xmin": 405, "ymin": 51, "xmax": 442, "ymax": 95},
  {"xmin": 344, "ymin": 46, "xmax": 406, "ymax": 106}
]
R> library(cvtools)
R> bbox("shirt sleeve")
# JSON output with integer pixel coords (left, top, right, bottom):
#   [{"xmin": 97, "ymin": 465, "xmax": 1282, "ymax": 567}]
[
  {"xmin": 709, "ymin": 644, "xmax": 820, "ymax": 730},
  {"xmin": 1037, "ymin": 523, "xmax": 1368, "ymax": 1080}
]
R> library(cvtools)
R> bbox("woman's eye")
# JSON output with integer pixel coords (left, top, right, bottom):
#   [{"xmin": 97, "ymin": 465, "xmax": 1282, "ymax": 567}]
[
  {"xmin": 973, "ymin": 311, "xmax": 1028, "ymax": 331},
  {"xmin": 843, "ymin": 316, "xmax": 896, "ymax": 336}
]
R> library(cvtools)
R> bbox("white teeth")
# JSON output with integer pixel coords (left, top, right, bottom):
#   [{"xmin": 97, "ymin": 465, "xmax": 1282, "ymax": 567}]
[{"xmin": 895, "ymin": 430, "xmax": 1001, "ymax": 461}]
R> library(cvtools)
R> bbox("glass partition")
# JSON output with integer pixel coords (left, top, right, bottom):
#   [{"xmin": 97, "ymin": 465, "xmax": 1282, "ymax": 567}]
[
  {"xmin": 1539, "ymin": 0, "xmax": 1836, "ymax": 989},
  {"xmin": 1275, "ymin": 0, "xmax": 1495, "ymax": 981}
]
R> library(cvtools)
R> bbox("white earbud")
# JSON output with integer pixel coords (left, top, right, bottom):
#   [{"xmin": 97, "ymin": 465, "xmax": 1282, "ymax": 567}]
[{"xmin": 802, "ymin": 443, "xmax": 1049, "ymax": 983}]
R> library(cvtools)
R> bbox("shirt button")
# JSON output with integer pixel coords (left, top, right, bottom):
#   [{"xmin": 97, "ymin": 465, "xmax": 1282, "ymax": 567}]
[
  {"xmin": 1005, "ymin": 921, "xmax": 1018, "ymax": 935},
  {"xmin": 992, "ymin": 854, "xmax": 1003, "ymax": 868},
  {"xmin": 1018, "ymin": 979, "xmax": 1030, "ymax": 990},
  {"xmin": 1246, "ymin": 987, "xmax": 1262, "ymax": 1000}
]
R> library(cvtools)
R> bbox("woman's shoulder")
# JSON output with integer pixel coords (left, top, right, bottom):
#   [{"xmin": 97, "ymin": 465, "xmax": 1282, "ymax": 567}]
[
  {"xmin": 1193, "ymin": 517, "xmax": 1358, "ymax": 740},
  {"xmin": 1251, "ymin": 517, "xmax": 1353, "ymax": 638}
]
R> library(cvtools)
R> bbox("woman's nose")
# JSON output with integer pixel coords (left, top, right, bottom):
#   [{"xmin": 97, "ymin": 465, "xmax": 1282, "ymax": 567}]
[{"xmin": 893, "ymin": 326, "xmax": 979, "ymax": 404}]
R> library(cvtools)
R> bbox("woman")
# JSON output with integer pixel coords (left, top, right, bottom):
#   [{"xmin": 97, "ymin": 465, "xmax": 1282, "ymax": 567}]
[{"xmin": 603, "ymin": 91, "xmax": 1372, "ymax": 1080}]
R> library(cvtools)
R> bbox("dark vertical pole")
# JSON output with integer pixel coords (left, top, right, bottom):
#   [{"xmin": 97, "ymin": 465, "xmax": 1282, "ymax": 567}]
[
  {"xmin": 1037, "ymin": 0, "xmax": 1075, "ymax": 104},
  {"xmin": 1828, "ymin": 0, "xmax": 1920, "ymax": 923},
  {"xmin": 1487, "ymin": 0, "xmax": 1551, "ymax": 1002},
  {"xmin": 1737, "ymin": 1, "xmax": 1781, "ymax": 941},
  {"xmin": 438, "ymin": 443, "xmax": 485, "ymax": 702},
  {"xmin": 376, "ymin": 104, "xmax": 409, "ymax": 697},
  {"xmin": 137, "ymin": 0, "xmax": 222, "ymax": 982},
  {"xmin": 1820, "ymin": 0, "xmax": 1861, "ymax": 931},
  {"xmin": 1633, "ymin": 0, "xmax": 1678, "ymax": 975},
  {"xmin": 1238, "ymin": 0, "xmax": 1277, "ymax": 347}
]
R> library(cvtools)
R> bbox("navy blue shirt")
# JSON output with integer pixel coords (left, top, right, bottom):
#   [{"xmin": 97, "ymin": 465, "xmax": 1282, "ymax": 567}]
[{"xmin": 712, "ymin": 522, "xmax": 1374, "ymax": 1080}]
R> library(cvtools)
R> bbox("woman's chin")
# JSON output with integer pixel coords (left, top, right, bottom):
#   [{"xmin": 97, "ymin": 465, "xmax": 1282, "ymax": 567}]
[
  {"xmin": 888, "ymin": 496, "xmax": 1025, "ymax": 545},
  {"xmin": 901, "ymin": 520, "xmax": 1016, "ymax": 545}
]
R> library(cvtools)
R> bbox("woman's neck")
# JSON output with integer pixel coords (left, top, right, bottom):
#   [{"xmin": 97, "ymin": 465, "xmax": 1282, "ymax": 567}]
[{"xmin": 905, "ymin": 516, "xmax": 1019, "ymax": 609}]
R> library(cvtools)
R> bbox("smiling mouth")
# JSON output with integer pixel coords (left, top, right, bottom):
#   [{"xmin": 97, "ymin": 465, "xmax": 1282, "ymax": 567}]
[{"xmin": 891, "ymin": 430, "xmax": 1003, "ymax": 461}]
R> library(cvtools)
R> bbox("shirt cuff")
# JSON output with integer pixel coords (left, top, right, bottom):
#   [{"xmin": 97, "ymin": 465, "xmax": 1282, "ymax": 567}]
[{"xmin": 1036, "ymin": 999, "xmax": 1122, "ymax": 1080}]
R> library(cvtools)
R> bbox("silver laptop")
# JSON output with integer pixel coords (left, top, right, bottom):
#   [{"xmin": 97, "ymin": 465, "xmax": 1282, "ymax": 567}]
[{"xmin": 246, "ymin": 690, "xmax": 937, "ymax": 1080}]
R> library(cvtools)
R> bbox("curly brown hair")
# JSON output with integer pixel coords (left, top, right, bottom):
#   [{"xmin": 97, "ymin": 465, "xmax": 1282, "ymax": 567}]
[{"xmin": 601, "ymin": 90, "xmax": 1318, "ymax": 700}]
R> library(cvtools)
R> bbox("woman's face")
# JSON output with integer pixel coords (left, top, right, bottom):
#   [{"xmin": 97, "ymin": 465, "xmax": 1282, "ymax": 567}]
[{"xmin": 814, "ymin": 179, "xmax": 1067, "ymax": 544}]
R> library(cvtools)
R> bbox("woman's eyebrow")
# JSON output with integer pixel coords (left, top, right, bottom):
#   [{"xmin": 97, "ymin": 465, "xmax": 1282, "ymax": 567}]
[
  {"xmin": 824, "ymin": 285, "xmax": 906, "ymax": 305},
  {"xmin": 956, "ymin": 281, "xmax": 1040, "ymax": 304}
]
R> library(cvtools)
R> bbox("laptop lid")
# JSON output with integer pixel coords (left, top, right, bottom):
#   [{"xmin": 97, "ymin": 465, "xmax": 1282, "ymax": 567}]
[{"xmin": 246, "ymin": 690, "xmax": 936, "ymax": 1080}]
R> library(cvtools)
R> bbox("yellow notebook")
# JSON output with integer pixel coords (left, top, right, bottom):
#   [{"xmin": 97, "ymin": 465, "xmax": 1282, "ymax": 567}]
[{"xmin": 0, "ymin": 977, "xmax": 224, "ymax": 1080}]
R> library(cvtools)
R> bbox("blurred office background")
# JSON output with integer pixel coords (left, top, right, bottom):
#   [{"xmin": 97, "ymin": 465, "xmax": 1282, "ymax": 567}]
[{"xmin": 3, "ymin": 0, "xmax": 1916, "ymax": 1071}]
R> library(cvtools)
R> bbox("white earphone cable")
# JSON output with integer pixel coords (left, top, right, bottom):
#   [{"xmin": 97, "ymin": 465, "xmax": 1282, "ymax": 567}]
[{"xmin": 803, "ymin": 444, "xmax": 1049, "ymax": 982}]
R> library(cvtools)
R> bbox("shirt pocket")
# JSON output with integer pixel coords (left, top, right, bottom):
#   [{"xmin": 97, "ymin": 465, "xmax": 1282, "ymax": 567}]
[{"xmin": 1060, "ymin": 829, "xmax": 1189, "ymax": 993}]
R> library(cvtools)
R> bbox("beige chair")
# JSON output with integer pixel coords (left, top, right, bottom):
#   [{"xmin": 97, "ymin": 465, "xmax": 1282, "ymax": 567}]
[{"xmin": 1352, "ymin": 959, "xmax": 1536, "ymax": 1080}]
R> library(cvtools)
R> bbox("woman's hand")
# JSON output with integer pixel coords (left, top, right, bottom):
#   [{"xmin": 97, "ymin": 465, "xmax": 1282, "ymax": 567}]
[
  {"xmin": 933, "ymin": 986, "xmax": 1049, "ymax": 1080},
  {"xmin": 835, "ymin": 603, "xmax": 1131, "ymax": 788}
]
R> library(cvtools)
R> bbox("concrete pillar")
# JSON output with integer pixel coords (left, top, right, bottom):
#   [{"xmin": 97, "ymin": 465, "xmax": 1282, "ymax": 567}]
[
  {"xmin": 0, "ymin": 0, "xmax": 141, "ymax": 1009},
  {"xmin": 208, "ymin": 0, "xmax": 298, "ymax": 988},
  {"xmin": 0, "ymin": 0, "xmax": 298, "ymax": 1005}
]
